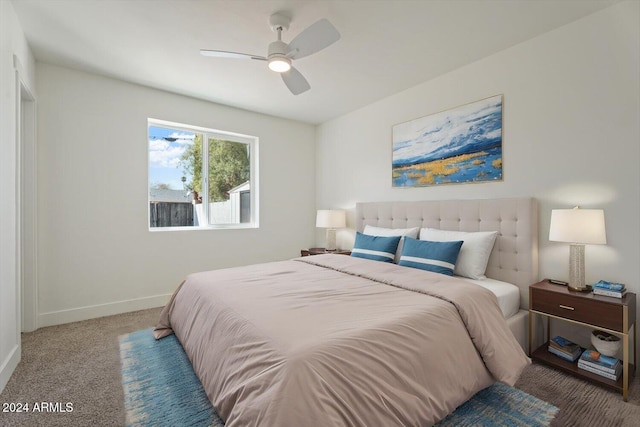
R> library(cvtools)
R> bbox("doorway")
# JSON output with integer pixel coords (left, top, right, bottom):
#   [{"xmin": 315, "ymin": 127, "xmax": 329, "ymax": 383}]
[{"xmin": 17, "ymin": 70, "xmax": 37, "ymax": 333}]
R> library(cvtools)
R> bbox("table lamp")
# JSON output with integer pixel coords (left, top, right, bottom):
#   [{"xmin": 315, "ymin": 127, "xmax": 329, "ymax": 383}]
[
  {"xmin": 316, "ymin": 210, "xmax": 346, "ymax": 251},
  {"xmin": 549, "ymin": 207, "xmax": 607, "ymax": 291}
]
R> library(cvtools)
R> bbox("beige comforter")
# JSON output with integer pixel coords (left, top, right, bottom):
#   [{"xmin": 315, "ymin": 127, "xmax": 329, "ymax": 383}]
[{"xmin": 154, "ymin": 254, "xmax": 530, "ymax": 426}]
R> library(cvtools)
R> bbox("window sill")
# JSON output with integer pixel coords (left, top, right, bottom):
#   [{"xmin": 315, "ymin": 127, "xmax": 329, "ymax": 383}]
[{"xmin": 148, "ymin": 224, "xmax": 258, "ymax": 232}]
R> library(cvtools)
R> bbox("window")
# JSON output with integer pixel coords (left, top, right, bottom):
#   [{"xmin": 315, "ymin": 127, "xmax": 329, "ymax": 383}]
[{"xmin": 148, "ymin": 119, "xmax": 258, "ymax": 230}]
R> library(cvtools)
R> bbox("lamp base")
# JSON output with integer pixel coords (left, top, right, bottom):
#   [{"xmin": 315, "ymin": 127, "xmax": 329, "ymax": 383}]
[
  {"xmin": 326, "ymin": 228, "xmax": 337, "ymax": 251},
  {"xmin": 568, "ymin": 243, "xmax": 587, "ymax": 291},
  {"xmin": 568, "ymin": 284, "xmax": 592, "ymax": 292}
]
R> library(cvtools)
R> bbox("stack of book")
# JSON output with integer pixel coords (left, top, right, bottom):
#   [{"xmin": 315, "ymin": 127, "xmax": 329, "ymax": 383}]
[
  {"xmin": 548, "ymin": 335, "xmax": 581, "ymax": 362},
  {"xmin": 578, "ymin": 349, "xmax": 622, "ymax": 381},
  {"xmin": 592, "ymin": 280, "xmax": 627, "ymax": 298}
]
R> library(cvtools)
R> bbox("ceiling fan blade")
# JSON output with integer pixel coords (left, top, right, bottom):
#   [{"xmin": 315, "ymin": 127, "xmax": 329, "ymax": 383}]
[
  {"xmin": 200, "ymin": 49, "xmax": 266, "ymax": 61},
  {"xmin": 281, "ymin": 66, "xmax": 310, "ymax": 95},
  {"xmin": 287, "ymin": 19, "xmax": 340, "ymax": 60}
]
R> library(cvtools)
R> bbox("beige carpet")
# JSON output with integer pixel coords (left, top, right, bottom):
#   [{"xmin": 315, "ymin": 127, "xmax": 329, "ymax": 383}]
[
  {"xmin": 517, "ymin": 362, "xmax": 640, "ymax": 427},
  {"xmin": 0, "ymin": 308, "xmax": 161, "ymax": 427},
  {"xmin": 1, "ymin": 307, "xmax": 638, "ymax": 426}
]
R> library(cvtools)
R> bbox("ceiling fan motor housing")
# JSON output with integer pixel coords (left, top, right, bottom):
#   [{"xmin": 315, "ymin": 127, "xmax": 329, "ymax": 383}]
[
  {"xmin": 268, "ymin": 40, "xmax": 289, "ymax": 58},
  {"xmin": 267, "ymin": 40, "xmax": 291, "ymax": 72}
]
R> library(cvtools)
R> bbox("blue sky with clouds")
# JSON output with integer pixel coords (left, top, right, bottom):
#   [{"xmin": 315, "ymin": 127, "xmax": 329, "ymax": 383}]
[{"xmin": 148, "ymin": 126, "xmax": 195, "ymax": 190}]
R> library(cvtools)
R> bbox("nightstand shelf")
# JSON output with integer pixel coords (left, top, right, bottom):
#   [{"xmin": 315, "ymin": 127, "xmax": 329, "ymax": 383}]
[
  {"xmin": 531, "ymin": 342, "xmax": 635, "ymax": 393},
  {"xmin": 529, "ymin": 279, "xmax": 636, "ymax": 401}
]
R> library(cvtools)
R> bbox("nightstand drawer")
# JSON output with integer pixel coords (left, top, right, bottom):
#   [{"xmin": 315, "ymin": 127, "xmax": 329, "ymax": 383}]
[{"xmin": 531, "ymin": 289, "xmax": 622, "ymax": 331}]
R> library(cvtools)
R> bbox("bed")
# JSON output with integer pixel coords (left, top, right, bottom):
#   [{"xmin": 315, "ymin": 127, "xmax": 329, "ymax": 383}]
[
  {"xmin": 155, "ymin": 197, "xmax": 538, "ymax": 426},
  {"xmin": 356, "ymin": 198, "xmax": 539, "ymax": 351}
]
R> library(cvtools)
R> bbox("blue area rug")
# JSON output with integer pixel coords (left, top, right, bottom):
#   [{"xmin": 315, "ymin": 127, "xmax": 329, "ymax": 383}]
[
  {"xmin": 119, "ymin": 329, "xmax": 222, "ymax": 427},
  {"xmin": 119, "ymin": 328, "xmax": 558, "ymax": 427},
  {"xmin": 436, "ymin": 382, "xmax": 558, "ymax": 427}
]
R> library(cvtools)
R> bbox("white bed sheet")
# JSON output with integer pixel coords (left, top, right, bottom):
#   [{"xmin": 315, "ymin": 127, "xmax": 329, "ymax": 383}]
[{"xmin": 458, "ymin": 276, "xmax": 520, "ymax": 319}]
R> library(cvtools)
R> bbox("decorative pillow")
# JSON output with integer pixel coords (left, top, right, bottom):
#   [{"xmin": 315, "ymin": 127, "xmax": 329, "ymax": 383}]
[
  {"xmin": 398, "ymin": 237, "xmax": 463, "ymax": 276},
  {"xmin": 363, "ymin": 225, "xmax": 420, "ymax": 263},
  {"xmin": 419, "ymin": 228, "xmax": 498, "ymax": 280},
  {"xmin": 350, "ymin": 232, "xmax": 401, "ymax": 263}
]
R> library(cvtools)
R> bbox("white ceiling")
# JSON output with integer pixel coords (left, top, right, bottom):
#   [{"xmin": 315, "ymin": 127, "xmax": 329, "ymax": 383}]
[{"xmin": 12, "ymin": 0, "xmax": 618, "ymax": 124}]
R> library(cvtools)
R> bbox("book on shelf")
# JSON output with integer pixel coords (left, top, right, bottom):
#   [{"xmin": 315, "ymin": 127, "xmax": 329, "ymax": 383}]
[
  {"xmin": 593, "ymin": 288, "xmax": 627, "ymax": 298},
  {"xmin": 577, "ymin": 360, "xmax": 622, "ymax": 381},
  {"xmin": 579, "ymin": 349, "xmax": 620, "ymax": 374},
  {"xmin": 592, "ymin": 280, "xmax": 625, "ymax": 292},
  {"xmin": 548, "ymin": 335, "xmax": 581, "ymax": 360},
  {"xmin": 548, "ymin": 346, "xmax": 580, "ymax": 362},
  {"xmin": 550, "ymin": 335, "xmax": 581, "ymax": 352}
]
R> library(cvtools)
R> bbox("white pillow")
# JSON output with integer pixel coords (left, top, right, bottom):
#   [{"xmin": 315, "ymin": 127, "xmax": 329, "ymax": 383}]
[
  {"xmin": 363, "ymin": 225, "xmax": 420, "ymax": 263},
  {"xmin": 419, "ymin": 228, "xmax": 498, "ymax": 279}
]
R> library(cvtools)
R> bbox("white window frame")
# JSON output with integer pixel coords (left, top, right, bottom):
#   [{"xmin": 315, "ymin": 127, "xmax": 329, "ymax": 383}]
[{"xmin": 148, "ymin": 118, "xmax": 259, "ymax": 231}]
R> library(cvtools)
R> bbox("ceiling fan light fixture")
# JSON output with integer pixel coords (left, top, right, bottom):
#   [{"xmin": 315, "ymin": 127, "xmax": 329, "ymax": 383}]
[{"xmin": 268, "ymin": 56, "xmax": 291, "ymax": 73}]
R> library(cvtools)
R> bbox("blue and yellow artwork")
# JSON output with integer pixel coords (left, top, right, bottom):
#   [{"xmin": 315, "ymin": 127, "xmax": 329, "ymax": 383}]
[{"xmin": 392, "ymin": 95, "xmax": 503, "ymax": 187}]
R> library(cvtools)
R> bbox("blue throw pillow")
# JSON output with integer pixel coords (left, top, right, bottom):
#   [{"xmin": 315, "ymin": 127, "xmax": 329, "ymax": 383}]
[
  {"xmin": 398, "ymin": 237, "xmax": 463, "ymax": 276},
  {"xmin": 350, "ymin": 232, "xmax": 401, "ymax": 263}
]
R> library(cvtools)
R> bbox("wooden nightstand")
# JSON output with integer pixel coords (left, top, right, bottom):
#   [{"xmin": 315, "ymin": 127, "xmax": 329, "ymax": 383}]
[
  {"xmin": 300, "ymin": 248, "xmax": 351, "ymax": 257},
  {"xmin": 529, "ymin": 279, "xmax": 636, "ymax": 400}
]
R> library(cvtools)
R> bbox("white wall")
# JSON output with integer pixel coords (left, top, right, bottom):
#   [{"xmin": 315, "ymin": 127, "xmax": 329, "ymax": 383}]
[
  {"xmin": 316, "ymin": 2, "xmax": 639, "ymax": 351},
  {"xmin": 0, "ymin": 0, "xmax": 36, "ymax": 393},
  {"xmin": 36, "ymin": 63, "xmax": 316, "ymax": 326}
]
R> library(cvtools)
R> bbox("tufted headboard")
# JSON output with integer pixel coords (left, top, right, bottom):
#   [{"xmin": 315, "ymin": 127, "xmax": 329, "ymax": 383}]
[{"xmin": 356, "ymin": 198, "xmax": 538, "ymax": 309}]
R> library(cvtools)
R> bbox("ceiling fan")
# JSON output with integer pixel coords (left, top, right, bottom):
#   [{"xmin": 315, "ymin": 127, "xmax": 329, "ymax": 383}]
[{"xmin": 200, "ymin": 13, "xmax": 340, "ymax": 95}]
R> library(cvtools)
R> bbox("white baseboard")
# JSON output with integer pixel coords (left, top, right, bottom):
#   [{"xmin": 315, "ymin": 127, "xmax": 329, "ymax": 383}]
[
  {"xmin": 38, "ymin": 293, "xmax": 172, "ymax": 328},
  {"xmin": 0, "ymin": 344, "xmax": 21, "ymax": 394}
]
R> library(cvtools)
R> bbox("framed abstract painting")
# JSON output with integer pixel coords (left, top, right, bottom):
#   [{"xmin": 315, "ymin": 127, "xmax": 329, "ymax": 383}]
[{"xmin": 392, "ymin": 95, "xmax": 503, "ymax": 187}]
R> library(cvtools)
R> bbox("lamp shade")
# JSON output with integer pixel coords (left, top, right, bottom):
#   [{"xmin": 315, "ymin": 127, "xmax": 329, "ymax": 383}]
[
  {"xmin": 316, "ymin": 210, "xmax": 346, "ymax": 229},
  {"xmin": 549, "ymin": 208, "xmax": 607, "ymax": 245}
]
